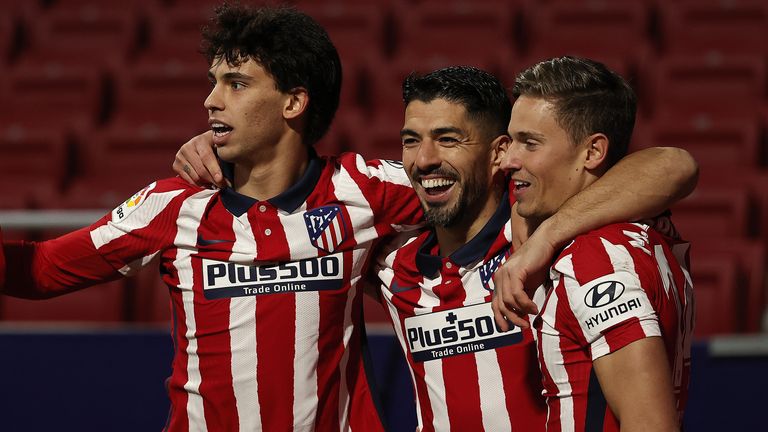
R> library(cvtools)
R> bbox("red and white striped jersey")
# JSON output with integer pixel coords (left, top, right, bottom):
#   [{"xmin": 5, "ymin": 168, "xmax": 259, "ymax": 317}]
[
  {"xmin": 2, "ymin": 153, "xmax": 423, "ymax": 432},
  {"xmin": 373, "ymin": 196, "xmax": 548, "ymax": 432},
  {"xmin": 535, "ymin": 222, "xmax": 694, "ymax": 432}
]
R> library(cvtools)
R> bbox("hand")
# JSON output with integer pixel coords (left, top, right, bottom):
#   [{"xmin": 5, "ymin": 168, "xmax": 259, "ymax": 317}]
[
  {"xmin": 172, "ymin": 131, "xmax": 226, "ymax": 187},
  {"xmin": 492, "ymin": 230, "xmax": 555, "ymax": 331}
]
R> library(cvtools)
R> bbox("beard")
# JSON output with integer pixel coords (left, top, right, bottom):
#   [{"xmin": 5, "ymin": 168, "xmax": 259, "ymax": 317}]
[{"xmin": 418, "ymin": 168, "xmax": 488, "ymax": 228}]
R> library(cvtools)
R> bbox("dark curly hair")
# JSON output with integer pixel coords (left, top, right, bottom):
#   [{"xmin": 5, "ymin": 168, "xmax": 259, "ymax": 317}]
[{"xmin": 201, "ymin": 3, "xmax": 342, "ymax": 146}]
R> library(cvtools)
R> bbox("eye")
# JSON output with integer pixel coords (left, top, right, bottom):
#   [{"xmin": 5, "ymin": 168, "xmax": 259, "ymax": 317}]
[
  {"xmin": 437, "ymin": 136, "xmax": 460, "ymax": 146},
  {"xmin": 231, "ymin": 81, "xmax": 246, "ymax": 90},
  {"xmin": 401, "ymin": 137, "xmax": 419, "ymax": 148}
]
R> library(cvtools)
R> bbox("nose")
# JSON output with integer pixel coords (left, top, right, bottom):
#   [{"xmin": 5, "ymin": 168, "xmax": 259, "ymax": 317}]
[
  {"xmin": 204, "ymin": 84, "xmax": 222, "ymax": 112},
  {"xmin": 500, "ymin": 142, "xmax": 522, "ymax": 174},
  {"xmin": 414, "ymin": 139, "xmax": 442, "ymax": 172}
]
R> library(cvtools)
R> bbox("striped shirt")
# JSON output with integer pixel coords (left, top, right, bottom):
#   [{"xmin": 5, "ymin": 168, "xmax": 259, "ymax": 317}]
[
  {"xmin": 2, "ymin": 153, "xmax": 422, "ymax": 432},
  {"xmin": 535, "ymin": 222, "xmax": 694, "ymax": 432},
  {"xmin": 373, "ymin": 195, "xmax": 548, "ymax": 432}
]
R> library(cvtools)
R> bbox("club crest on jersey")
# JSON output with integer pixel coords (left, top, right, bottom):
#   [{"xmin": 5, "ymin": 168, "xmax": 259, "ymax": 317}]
[
  {"xmin": 112, "ymin": 182, "xmax": 156, "ymax": 222},
  {"xmin": 479, "ymin": 247, "xmax": 510, "ymax": 292},
  {"xmin": 304, "ymin": 205, "xmax": 348, "ymax": 253}
]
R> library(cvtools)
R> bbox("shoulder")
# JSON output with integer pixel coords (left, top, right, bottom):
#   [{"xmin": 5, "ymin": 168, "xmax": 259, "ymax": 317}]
[
  {"xmin": 109, "ymin": 177, "xmax": 214, "ymax": 224},
  {"xmin": 552, "ymin": 222, "xmax": 656, "ymax": 281},
  {"xmin": 327, "ymin": 152, "xmax": 411, "ymax": 187}
]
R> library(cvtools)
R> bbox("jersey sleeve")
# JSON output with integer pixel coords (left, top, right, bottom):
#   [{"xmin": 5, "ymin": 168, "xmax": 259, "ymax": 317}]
[
  {"xmin": 552, "ymin": 231, "xmax": 662, "ymax": 361},
  {"xmin": 342, "ymin": 154, "xmax": 424, "ymax": 230},
  {"xmin": 1, "ymin": 179, "xmax": 194, "ymax": 299}
]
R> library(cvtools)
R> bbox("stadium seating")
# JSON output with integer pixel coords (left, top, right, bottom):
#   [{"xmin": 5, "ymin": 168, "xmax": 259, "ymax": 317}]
[
  {"xmin": 638, "ymin": 117, "xmax": 762, "ymax": 168},
  {"xmin": 691, "ymin": 256, "xmax": 740, "ymax": 336},
  {"xmin": 0, "ymin": 62, "xmax": 105, "ymax": 132},
  {"xmin": 0, "ymin": 127, "xmax": 68, "ymax": 209},
  {"xmin": 108, "ymin": 60, "xmax": 210, "ymax": 131},
  {"xmin": 18, "ymin": 6, "xmax": 141, "ymax": 69},
  {"xmin": 671, "ymin": 187, "xmax": 751, "ymax": 241},
  {"xmin": 658, "ymin": 0, "xmax": 768, "ymax": 57},
  {"xmin": 691, "ymin": 239, "xmax": 767, "ymax": 333},
  {"xmin": 522, "ymin": 1, "xmax": 650, "ymax": 80},
  {"xmin": 646, "ymin": 54, "xmax": 765, "ymax": 121},
  {"xmin": 394, "ymin": 1, "xmax": 517, "ymax": 61}
]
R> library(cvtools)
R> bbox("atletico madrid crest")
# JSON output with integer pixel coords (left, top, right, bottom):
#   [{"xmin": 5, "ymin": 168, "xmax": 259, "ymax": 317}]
[{"xmin": 304, "ymin": 206, "xmax": 348, "ymax": 253}]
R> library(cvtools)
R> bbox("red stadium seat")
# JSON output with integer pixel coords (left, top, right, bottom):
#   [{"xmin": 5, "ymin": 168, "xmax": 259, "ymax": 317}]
[
  {"xmin": 299, "ymin": 3, "xmax": 389, "ymax": 63},
  {"xmin": 646, "ymin": 55, "xmax": 765, "ymax": 121},
  {"xmin": 659, "ymin": 0, "xmax": 768, "ymax": 57},
  {"xmin": 65, "ymin": 125, "xmax": 197, "ymax": 208},
  {"xmin": 636, "ymin": 117, "xmax": 761, "ymax": 169},
  {"xmin": 523, "ymin": 0, "xmax": 651, "ymax": 78},
  {"xmin": 109, "ymin": 60, "xmax": 210, "ymax": 131},
  {"xmin": 0, "ymin": 127, "xmax": 68, "ymax": 209},
  {"xmin": 697, "ymin": 168, "xmax": 768, "ymax": 243},
  {"xmin": 19, "ymin": 6, "xmax": 141, "ymax": 68},
  {"xmin": 691, "ymin": 239, "xmax": 767, "ymax": 333},
  {"xmin": 691, "ymin": 256, "xmax": 740, "ymax": 337},
  {"xmin": 395, "ymin": 1, "xmax": 517, "ymax": 61},
  {"xmin": 142, "ymin": 5, "xmax": 218, "ymax": 66},
  {"xmin": 671, "ymin": 187, "xmax": 750, "ymax": 241},
  {"xmin": 0, "ymin": 63, "xmax": 104, "ymax": 133}
]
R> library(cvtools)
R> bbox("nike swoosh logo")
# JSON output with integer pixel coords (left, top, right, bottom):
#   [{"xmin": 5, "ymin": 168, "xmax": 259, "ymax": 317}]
[
  {"xmin": 197, "ymin": 234, "xmax": 235, "ymax": 246},
  {"xmin": 390, "ymin": 281, "xmax": 419, "ymax": 293}
]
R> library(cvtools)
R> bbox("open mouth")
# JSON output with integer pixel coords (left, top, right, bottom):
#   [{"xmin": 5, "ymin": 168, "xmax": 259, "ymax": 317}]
[
  {"xmin": 421, "ymin": 177, "xmax": 456, "ymax": 196},
  {"xmin": 513, "ymin": 180, "xmax": 530, "ymax": 191},
  {"xmin": 211, "ymin": 122, "xmax": 233, "ymax": 138}
]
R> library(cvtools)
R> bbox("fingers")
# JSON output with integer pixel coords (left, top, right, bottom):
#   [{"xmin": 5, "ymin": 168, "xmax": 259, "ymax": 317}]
[
  {"xmin": 195, "ymin": 131, "xmax": 224, "ymax": 187},
  {"xmin": 173, "ymin": 131, "xmax": 224, "ymax": 187}
]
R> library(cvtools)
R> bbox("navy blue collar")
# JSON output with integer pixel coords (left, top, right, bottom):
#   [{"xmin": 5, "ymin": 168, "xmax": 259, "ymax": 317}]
[
  {"xmin": 219, "ymin": 148, "xmax": 323, "ymax": 217},
  {"xmin": 415, "ymin": 192, "xmax": 511, "ymax": 277}
]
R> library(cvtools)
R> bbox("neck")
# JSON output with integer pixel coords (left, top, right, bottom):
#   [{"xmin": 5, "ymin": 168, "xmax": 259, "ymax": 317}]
[
  {"xmin": 233, "ymin": 137, "xmax": 309, "ymax": 201},
  {"xmin": 434, "ymin": 185, "xmax": 504, "ymax": 257}
]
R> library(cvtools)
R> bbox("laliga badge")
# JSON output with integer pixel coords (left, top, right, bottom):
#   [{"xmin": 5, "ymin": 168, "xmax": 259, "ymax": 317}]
[{"xmin": 112, "ymin": 182, "xmax": 157, "ymax": 222}]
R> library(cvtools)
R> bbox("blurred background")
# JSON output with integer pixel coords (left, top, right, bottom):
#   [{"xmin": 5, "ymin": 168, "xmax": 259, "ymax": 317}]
[{"xmin": 0, "ymin": 0, "xmax": 766, "ymax": 430}]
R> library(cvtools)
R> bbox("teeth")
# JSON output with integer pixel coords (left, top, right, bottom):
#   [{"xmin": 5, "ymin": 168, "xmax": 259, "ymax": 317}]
[
  {"xmin": 421, "ymin": 178, "xmax": 455, "ymax": 189},
  {"xmin": 514, "ymin": 180, "xmax": 530, "ymax": 187}
]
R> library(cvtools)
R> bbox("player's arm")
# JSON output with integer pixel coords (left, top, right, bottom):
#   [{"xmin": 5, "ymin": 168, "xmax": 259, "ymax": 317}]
[
  {"xmin": 493, "ymin": 147, "xmax": 698, "ymax": 330},
  {"xmin": 2, "ymin": 227, "xmax": 122, "ymax": 299},
  {"xmin": 173, "ymin": 130, "xmax": 226, "ymax": 187},
  {"xmin": 593, "ymin": 337, "xmax": 679, "ymax": 432}
]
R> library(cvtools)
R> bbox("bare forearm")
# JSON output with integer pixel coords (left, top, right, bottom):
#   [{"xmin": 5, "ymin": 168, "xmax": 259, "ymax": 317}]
[{"xmin": 537, "ymin": 147, "xmax": 697, "ymax": 249}]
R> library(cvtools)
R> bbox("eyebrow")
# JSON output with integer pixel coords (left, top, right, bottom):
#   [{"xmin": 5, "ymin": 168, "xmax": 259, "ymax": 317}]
[
  {"xmin": 512, "ymin": 130, "xmax": 546, "ymax": 142},
  {"xmin": 399, "ymin": 126, "xmax": 466, "ymax": 138},
  {"xmin": 207, "ymin": 71, "xmax": 254, "ymax": 81}
]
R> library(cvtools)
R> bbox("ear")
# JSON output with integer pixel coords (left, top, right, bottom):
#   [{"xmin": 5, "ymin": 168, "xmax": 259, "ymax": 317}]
[
  {"xmin": 583, "ymin": 133, "xmax": 609, "ymax": 170},
  {"xmin": 284, "ymin": 87, "xmax": 309, "ymax": 120},
  {"xmin": 491, "ymin": 134, "xmax": 511, "ymax": 172}
]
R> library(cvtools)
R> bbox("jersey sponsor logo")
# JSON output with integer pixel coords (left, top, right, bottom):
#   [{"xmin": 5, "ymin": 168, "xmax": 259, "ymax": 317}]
[
  {"xmin": 584, "ymin": 297, "xmax": 643, "ymax": 330},
  {"xmin": 479, "ymin": 246, "xmax": 510, "ymax": 291},
  {"xmin": 584, "ymin": 281, "xmax": 625, "ymax": 308},
  {"xmin": 201, "ymin": 254, "xmax": 344, "ymax": 299},
  {"xmin": 404, "ymin": 302, "xmax": 522, "ymax": 362},
  {"xmin": 304, "ymin": 206, "xmax": 348, "ymax": 254},
  {"xmin": 112, "ymin": 182, "xmax": 156, "ymax": 222}
]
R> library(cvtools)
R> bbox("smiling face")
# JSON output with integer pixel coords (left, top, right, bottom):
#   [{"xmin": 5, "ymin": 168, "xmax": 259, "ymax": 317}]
[
  {"xmin": 204, "ymin": 56, "xmax": 293, "ymax": 164},
  {"xmin": 401, "ymin": 98, "xmax": 505, "ymax": 230},
  {"xmin": 503, "ymin": 95, "xmax": 593, "ymax": 225}
]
